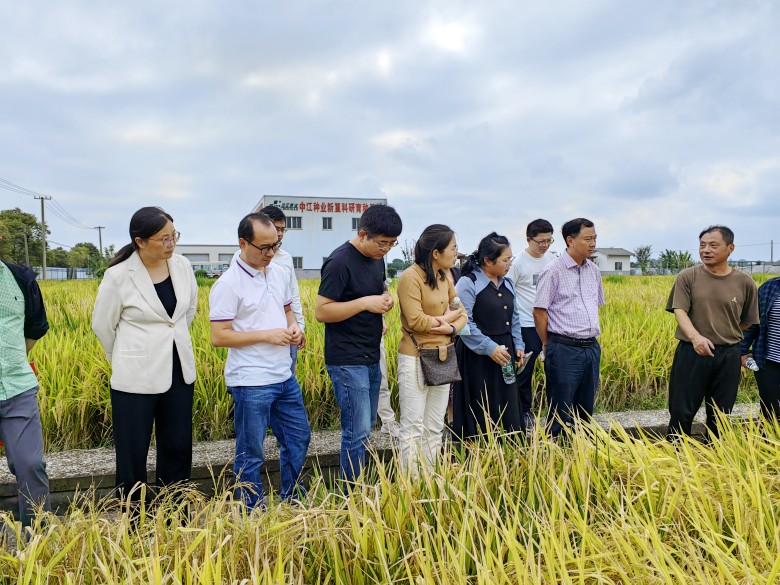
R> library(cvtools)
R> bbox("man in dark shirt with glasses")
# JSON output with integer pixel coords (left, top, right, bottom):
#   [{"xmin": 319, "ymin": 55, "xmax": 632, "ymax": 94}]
[{"xmin": 316, "ymin": 205, "xmax": 402, "ymax": 483}]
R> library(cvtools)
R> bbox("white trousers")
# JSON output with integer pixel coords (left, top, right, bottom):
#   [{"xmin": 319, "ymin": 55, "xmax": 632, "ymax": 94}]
[
  {"xmin": 397, "ymin": 353, "xmax": 449, "ymax": 475},
  {"xmin": 377, "ymin": 337, "xmax": 396, "ymax": 425}
]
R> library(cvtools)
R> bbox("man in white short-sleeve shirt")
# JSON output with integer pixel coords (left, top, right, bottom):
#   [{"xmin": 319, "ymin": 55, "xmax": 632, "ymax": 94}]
[
  {"xmin": 507, "ymin": 218, "xmax": 556, "ymax": 430},
  {"xmin": 210, "ymin": 213, "xmax": 311, "ymax": 508},
  {"xmin": 229, "ymin": 205, "xmax": 305, "ymax": 378}
]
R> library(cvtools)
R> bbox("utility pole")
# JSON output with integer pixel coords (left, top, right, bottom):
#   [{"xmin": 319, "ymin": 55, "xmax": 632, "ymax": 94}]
[
  {"xmin": 95, "ymin": 226, "xmax": 105, "ymax": 256},
  {"xmin": 34, "ymin": 195, "xmax": 51, "ymax": 279},
  {"xmin": 772, "ymin": 240, "xmax": 774, "ymax": 265}
]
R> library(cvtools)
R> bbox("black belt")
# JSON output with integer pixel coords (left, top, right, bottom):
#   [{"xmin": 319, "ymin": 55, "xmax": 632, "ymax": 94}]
[{"xmin": 548, "ymin": 333, "xmax": 597, "ymax": 347}]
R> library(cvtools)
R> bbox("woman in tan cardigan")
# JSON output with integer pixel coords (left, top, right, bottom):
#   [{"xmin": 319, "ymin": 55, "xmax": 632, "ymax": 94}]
[{"xmin": 397, "ymin": 224, "xmax": 468, "ymax": 474}]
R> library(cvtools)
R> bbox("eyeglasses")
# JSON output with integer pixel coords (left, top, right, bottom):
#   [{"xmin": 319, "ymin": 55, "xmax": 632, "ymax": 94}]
[
  {"xmin": 247, "ymin": 240, "xmax": 282, "ymax": 255},
  {"xmin": 497, "ymin": 256, "xmax": 515, "ymax": 265},
  {"xmin": 274, "ymin": 224, "xmax": 286, "ymax": 234},
  {"xmin": 530, "ymin": 237, "xmax": 554, "ymax": 246},
  {"xmin": 147, "ymin": 231, "xmax": 181, "ymax": 246},
  {"xmin": 370, "ymin": 237, "xmax": 399, "ymax": 250}
]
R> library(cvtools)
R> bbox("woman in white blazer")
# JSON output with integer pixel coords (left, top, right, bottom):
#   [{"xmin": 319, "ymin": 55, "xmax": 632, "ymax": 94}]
[{"xmin": 92, "ymin": 207, "xmax": 198, "ymax": 502}]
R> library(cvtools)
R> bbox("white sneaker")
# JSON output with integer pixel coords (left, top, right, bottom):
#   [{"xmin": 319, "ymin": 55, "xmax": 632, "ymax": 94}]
[{"xmin": 380, "ymin": 419, "xmax": 401, "ymax": 438}]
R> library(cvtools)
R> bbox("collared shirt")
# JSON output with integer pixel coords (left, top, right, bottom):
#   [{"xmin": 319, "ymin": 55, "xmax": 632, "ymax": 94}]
[
  {"xmin": 230, "ymin": 248, "xmax": 304, "ymax": 331},
  {"xmin": 455, "ymin": 267, "xmax": 524, "ymax": 357},
  {"xmin": 0, "ymin": 262, "xmax": 38, "ymax": 399},
  {"xmin": 534, "ymin": 251, "xmax": 605, "ymax": 339},
  {"xmin": 209, "ymin": 257, "xmax": 292, "ymax": 387},
  {"xmin": 741, "ymin": 276, "xmax": 780, "ymax": 367}
]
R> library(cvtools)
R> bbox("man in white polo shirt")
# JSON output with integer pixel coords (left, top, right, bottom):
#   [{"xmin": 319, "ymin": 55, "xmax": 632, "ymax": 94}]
[
  {"xmin": 229, "ymin": 205, "xmax": 305, "ymax": 378},
  {"xmin": 210, "ymin": 212, "xmax": 311, "ymax": 508}
]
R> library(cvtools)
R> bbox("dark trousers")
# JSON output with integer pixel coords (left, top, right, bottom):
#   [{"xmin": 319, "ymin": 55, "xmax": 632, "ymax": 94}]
[
  {"xmin": 0, "ymin": 387, "xmax": 50, "ymax": 527},
  {"xmin": 667, "ymin": 341, "xmax": 741, "ymax": 438},
  {"xmin": 518, "ymin": 327, "xmax": 543, "ymax": 419},
  {"xmin": 111, "ymin": 374, "xmax": 194, "ymax": 501},
  {"xmin": 755, "ymin": 359, "xmax": 780, "ymax": 421},
  {"xmin": 544, "ymin": 338, "xmax": 601, "ymax": 437}
]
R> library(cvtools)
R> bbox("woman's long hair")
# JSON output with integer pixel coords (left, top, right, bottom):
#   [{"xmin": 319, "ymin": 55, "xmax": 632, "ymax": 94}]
[
  {"xmin": 109, "ymin": 207, "xmax": 174, "ymax": 267},
  {"xmin": 414, "ymin": 224, "xmax": 455, "ymax": 288},
  {"xmin": 460, "ymin": 232, "xmax": 510, "ymax": 277}
]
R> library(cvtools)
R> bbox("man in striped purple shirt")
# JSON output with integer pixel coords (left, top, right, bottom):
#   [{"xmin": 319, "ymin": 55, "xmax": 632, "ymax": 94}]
[{"xmin": 533, "ymin": 218, "xmax": 604, "ymax": 437}]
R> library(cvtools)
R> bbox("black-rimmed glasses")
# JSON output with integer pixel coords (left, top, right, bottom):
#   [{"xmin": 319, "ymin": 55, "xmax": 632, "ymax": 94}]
[
  {"xmin": 247, "ymin": 240, "xmax": 282, "ymax": 255},
  {"xmin": 370, "ymin": 237, "xmax": 399, "ymax": 250}
]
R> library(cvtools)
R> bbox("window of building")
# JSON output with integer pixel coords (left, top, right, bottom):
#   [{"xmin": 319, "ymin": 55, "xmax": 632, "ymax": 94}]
[
  {"xmin": 322, "ymin": 217, "xmax": 333, "ymax": 230},
  {"xmin": 351, "ymin": 217, "xmax": 360, "ymax": 231},
  {"xmin": 218, "ymin": 253, "xmax": 236, "ymax": 262},
  {"xmin": 183, "ymin": 253, "xmax": 209, "ymax": 262},
  {"xmin": 292, "ymin": 257, "xmax": 303, "ymax": 270},
  {"xmin": 615, "ymin": 261, "xmax": 623, "ymax": 271},
  {"xmin": 286, "ymin": 216, "xmax": 302, "ymax": 230}
]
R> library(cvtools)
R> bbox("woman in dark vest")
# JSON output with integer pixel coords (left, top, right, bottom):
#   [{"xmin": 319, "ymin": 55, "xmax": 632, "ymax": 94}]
[{"xmin": 452, "ymin": 232, "xmax": 526, "ymax": 439}]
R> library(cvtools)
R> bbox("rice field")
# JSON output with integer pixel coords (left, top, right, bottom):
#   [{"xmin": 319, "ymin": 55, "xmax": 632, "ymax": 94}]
[
  {"xmin": 2, "ymin": 418, "xmax": 780, "ymax": 583},
  {"xmin": 29, "ymin": 275, "xmax": 766, "ymax": 452}
]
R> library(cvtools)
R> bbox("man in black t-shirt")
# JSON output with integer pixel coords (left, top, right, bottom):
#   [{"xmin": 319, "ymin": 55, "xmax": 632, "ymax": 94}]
[{"xmin": 316, "ymin": 205, "xmax": 402, "ymax": 482}]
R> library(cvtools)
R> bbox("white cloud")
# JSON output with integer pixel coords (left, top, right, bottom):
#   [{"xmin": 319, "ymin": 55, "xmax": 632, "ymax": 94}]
[{"xmin": 1, "ymin": 0, "xmax": 778, "ymax": 259}]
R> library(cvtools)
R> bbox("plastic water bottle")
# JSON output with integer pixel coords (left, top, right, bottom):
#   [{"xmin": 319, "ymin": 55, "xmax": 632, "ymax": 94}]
[
  {"xmin": 450, "ymin": 296, "xmax": 471, "ymax": 335},
  {"xmin": 500, "ymin": 346, "xmax": 516, "ymax": 384},
  {"xmin": 746, "ymin": 357, "xmax": 759, "ymax": 372}
]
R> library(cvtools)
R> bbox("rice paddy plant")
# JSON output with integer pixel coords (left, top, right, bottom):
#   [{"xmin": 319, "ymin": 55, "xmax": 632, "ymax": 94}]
[
  {"xmin": 30, "ymin": 275, "xmax": 759, "ymax": 451},
  {"xmin": 3, "ymin": 418, "xmax": 780, "ymax": 583}
]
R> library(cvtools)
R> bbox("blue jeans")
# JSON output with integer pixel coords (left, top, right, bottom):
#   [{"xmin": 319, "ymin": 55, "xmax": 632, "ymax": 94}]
[
  {"xmin": 228, "ymin": 377, "xmax": 311, "ymax": 508},
  {"xmin": 326, "ymin": 364, "xmax": 381, "ymax": 483},
  {"xmin": 544, "ymin": 339, "xmax": 601, "ymax": 437}
]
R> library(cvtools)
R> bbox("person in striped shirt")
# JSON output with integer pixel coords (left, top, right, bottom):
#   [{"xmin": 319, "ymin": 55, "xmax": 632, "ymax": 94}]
[
  {"xmin": 533, "ymin": 218, "xmax": 604, "ymax": 438},
  {"xmin": 741, "ymin": 275, "xmax": 780, "ymax": 420}
]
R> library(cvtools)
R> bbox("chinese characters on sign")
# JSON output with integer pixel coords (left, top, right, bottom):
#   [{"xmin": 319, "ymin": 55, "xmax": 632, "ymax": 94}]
[{"xmin": 295, "ymin": 201, "xmax": 374, "ymax": 213}]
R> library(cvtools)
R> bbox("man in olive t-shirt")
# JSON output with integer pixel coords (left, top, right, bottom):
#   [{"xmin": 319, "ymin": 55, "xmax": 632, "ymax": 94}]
[{"xmin": 665, "ymin": 225, "xmax": 758, "ymax": 438}]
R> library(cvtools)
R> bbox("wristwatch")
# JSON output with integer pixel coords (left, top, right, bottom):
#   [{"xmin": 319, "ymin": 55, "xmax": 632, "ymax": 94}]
[{"xmin": 450, "ymin": 324, "xmax": 456, "ymax": 335}]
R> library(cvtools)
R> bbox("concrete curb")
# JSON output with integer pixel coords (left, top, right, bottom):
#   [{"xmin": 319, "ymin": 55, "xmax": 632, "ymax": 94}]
[{"xmin": 0, "ymin": 403, "xmax": 760, "ymax": 513}]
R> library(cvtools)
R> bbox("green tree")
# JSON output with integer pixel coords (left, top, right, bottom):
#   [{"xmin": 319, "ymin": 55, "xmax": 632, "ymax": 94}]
[
  {"xmin": 69, "ymin": 242, "xmax": 103, "ymax": 273},
  {"xmin": 0, "ymin": 208, "xmax": 46, "ymax": 265},
  {"xmin": 67, "ymin": 246, "xmax": 89, "ymax": 269},
  {"xmin": 0, "ymin": 219, "xmax": 12, "ymax": 261},
  {"xmin": 47, "ymin": 247, "xmax": 69, "ymax": 267},
  {"xmin": 633, "ymin": 245, "xmax": 653, "ymax": 273},
  {"xmin": 659, "ymin": 249, "xmax": 695, "ymax": 271}
]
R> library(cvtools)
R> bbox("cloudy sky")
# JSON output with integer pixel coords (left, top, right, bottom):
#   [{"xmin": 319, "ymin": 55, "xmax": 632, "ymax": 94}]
[{"xmin": 1, "ymin": 0, "xmax": 779, "ymax": 262}]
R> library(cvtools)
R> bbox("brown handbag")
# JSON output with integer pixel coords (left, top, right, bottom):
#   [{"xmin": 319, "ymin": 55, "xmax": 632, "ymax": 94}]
[{"xmin": 407, "ymin": 331, "xmax": 462, "ymax": 386}]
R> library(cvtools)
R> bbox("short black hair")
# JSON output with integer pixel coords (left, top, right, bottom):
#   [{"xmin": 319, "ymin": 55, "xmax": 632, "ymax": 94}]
[
  {"xmin": 699, "ymin": 225, "xmax": 734, "ymax": 245},
  {"xmin": 259, "ymin": 205, "xmax": 286, "ymax": 224},
  {"xmin": 357, "ymin": 204, "xmax": 402, "ymax": 238},
  {"xmin": 561, "ymin": 218, "xmax": 595, "ymax": 245},
  {"xmin": 526, "ymin": 219, "xmax": 554, "ymax": 238},
  {"xmin": 238, "ymin": 212, "xmax": 274, "ymax": 242}
]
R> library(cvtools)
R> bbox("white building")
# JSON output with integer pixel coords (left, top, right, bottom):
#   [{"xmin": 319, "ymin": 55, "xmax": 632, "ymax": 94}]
[
  {"xmin": 176, "ymin": 195, "xmax": 387, "ymax": 278},
  {"xmin": 590, "ymin": 248, "xmax": 633, "ymax": 275},
  {"xmin": 175, "ymin": 244, "xmax": 239, "ymax": 275},
  {"xmin": 250, "ymin": 195, "xmax": 387, "ymax": 278}
]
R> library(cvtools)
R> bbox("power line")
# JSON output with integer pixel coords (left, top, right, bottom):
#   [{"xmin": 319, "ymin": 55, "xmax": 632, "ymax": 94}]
[
  {"xmin": 48, "ymin": 240, "xmax": 74, "ymax": 250},
  {"xmin": 0, "ymin": 176, "xmax": 95, "ymax": 229}
]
